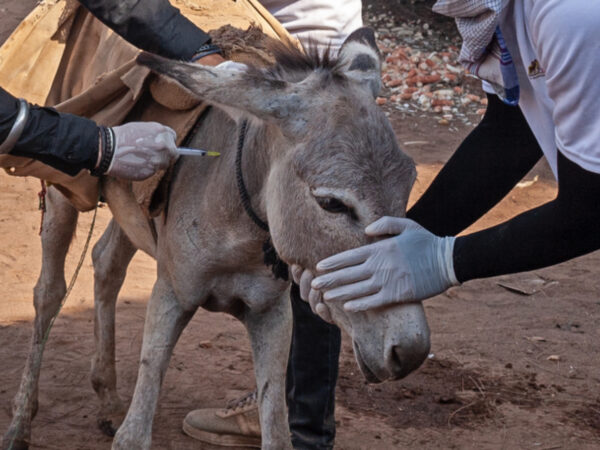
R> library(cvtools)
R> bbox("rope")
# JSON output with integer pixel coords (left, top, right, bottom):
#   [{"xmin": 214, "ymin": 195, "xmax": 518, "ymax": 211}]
[
  {"xmin": 37, "ymin": 180, "xmax": 47, "ymax": 236},
  {"xmin": 234, "ymin": 120, "xmax": 288, "ymax": 280},
  {"xmin": 235, "ymin": 120, "xmax": 269, "ymax": 232},
  {"xmin": 8, "ymin": 197, "xmax": 98, "ymax": 450}
]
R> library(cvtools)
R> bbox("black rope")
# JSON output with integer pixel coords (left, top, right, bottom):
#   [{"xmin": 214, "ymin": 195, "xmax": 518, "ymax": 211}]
[
  {"xmin": 235, "ymin": 120, "xmax": 288, "ymax": 280},
  {"xmin": 236, "ymin": 120, "xmax": 269, "ymax": 232}
]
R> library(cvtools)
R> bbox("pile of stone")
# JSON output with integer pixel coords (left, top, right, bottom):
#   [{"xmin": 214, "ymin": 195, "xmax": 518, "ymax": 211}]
[{"xmin": 368, "ymin": 18, "xmax": 487, "ymax": 125}]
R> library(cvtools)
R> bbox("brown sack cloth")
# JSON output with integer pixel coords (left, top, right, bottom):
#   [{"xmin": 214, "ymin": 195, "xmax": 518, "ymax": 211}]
[{"xmin": 0, "ymin": 0, "xmax": 295, "ymax": 211}]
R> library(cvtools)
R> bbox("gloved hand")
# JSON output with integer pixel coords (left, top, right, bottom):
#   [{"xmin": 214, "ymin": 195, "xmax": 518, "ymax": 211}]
[
  {"xmin": 105, "ymin": 122, "xmax": 178, "ymax": 181},
  {"xmin": 291, "ymin": 265, "xmax": 333, "ymax": 323},
  {"xmin": 311, "ymin": 217, "xmax": 459, "ymax": 312},
  {"xmin": 215, "ymin": 61, "xmax": 249, "ymax": 73}
]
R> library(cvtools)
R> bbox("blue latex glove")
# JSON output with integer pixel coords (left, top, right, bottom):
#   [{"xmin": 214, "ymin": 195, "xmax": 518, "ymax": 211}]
[{"xmin": 312, "ymin": 217, "xmax": 459, "ymax": 312}]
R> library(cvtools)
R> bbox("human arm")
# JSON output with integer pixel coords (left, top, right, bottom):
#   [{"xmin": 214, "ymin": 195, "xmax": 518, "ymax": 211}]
[
  {"xmin": 407, "ymin": 93, "xmax": 543, "ymax": 235},
  {"xmin": 298, "ymin": 93, "xmax": 542, "ymax": 313},
  {"xmin": 310, "ymin": 87, "xmax": 598, "ymax": 310},
  {"xmin": 453, "ymin": 151, "xmax": 600, "ymax": 281},
  {"xmin": 1, "ymin": 87, "xmax": 177, "ymax": 180},
  {"xmin": 1, "ymin": 86, "xmax": 99, "ymax": 175},
  {"xmin": 313, "ymin": 150, "xmax": 600, "ymax": 311},
  {"xmin": 78, "ymin": 0, "xmax": 213, "ymax": 61}
]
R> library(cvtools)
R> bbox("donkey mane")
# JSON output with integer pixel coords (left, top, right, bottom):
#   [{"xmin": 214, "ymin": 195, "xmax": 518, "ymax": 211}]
[{"xmin": 247, "ymin": 39, "xmax": 346, "ymax": 84}]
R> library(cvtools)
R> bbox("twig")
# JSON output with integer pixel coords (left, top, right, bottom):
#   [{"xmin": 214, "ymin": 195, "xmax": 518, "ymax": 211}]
[
  {"xmin": 447, "ymin": 400, "xmax": 478, "ymax": 426},
  {"xmin": 469, "ymin": 375, "xmax": 486, "ymax": 396}
]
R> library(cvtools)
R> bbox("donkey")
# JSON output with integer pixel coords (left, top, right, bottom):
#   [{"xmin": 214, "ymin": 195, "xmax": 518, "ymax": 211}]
[{"xmin": 2, "ymin": 28, "xmax": 430, "ymax": 450}]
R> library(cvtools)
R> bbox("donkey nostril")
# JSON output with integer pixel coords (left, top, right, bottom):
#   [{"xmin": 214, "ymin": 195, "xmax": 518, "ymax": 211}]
[
  {"xmin": 390, "ymin": 347, "xmax": 404, "ymax": 374},
  {"xmin": 388, "ymin": 339, "xmax": 430, "ymax": 380}
]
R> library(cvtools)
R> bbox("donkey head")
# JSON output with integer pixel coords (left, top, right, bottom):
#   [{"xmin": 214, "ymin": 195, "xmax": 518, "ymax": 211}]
[{"xmin": 138, "ymin": 28, "xmax": 430, "ymax": 383}]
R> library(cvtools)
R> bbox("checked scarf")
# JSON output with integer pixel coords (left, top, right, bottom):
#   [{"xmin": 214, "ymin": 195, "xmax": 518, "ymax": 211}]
[{"xmin": 433, "ymin": 0, "xmax": 519, "ymax": 105}]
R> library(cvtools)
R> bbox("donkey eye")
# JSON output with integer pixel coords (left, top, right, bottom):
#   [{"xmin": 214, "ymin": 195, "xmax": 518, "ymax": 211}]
[{"xmin": 316, "ymin": 197, "xmax": 357, "ymax": 220}]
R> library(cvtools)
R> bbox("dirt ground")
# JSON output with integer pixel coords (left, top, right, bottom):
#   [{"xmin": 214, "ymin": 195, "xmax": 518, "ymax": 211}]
[{"xmin": 1, "ymin": 2, "xmax": 599, "ymax": 450}]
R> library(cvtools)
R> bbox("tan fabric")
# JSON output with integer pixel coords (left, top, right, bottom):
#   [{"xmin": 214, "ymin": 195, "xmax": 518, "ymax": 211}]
[{"xmin": 0, "ymin": 0, "xmax": 295, "ymax": 212}]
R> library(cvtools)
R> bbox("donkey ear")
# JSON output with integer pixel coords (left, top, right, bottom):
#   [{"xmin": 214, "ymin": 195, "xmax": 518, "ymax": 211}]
[
  {"xmin": 338, "ymin": 28, "xmax": 382, "ymax": 98},
  {"xmin": 137, "ymin": 52, "xmax": 304, "ymax": 125}
]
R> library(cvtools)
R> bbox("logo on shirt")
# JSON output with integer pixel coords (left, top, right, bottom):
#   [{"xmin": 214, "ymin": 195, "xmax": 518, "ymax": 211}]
[{"xmin": 528, "ymin": 59, "xmax": 545, "ymax": 79}]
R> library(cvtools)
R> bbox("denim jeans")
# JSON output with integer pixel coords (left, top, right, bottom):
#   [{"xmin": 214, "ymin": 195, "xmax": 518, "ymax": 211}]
[{"xmin": 286, "ymin": 283, "xmax": 341, "ymax": 450}]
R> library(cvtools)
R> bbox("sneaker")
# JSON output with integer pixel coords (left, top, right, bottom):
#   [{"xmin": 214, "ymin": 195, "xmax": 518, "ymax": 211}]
[{"xmin": 183, "ymin": 390, "xmax": 261, "ymax": 448}]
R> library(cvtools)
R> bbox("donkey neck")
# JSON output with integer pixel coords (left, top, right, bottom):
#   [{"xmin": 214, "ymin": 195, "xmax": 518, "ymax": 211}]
[
  {"xmin": 235, "ymin": 119, "xmax": 273, "ymax": 229},
  {"xmin": 182, "ymin": 110, "xmax": 282, "ymax": 236}
]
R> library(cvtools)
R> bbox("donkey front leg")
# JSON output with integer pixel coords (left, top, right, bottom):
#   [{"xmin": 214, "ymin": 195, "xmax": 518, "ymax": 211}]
[
  {"xmin": 112, "ymin": 277, "xmax": 194, "ymax": 450},
  {"xmin": 91, "ymin": 219, "xmax": 137, "ymax": 436},
  {"xmin": 2, "ymin": 189, "xmax": 78, "ymax": 450},
  {"xmin": 244, "ymin": 288, "xmax": 293, "ymax": 450}
]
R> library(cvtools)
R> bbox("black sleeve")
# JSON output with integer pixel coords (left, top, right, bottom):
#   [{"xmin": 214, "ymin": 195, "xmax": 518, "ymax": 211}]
[
  {"xmin": 453, "ymin": 151, "xmax": 600, "ymax": 282},
  {"xmin": 1, "ymin": 87, "xmax": 99, "ymax": 176},
  {"xmin": 78, "ymin": 0, "xmax": 211, "ymax": 60},
  {"xmin": 407, "ymin": 93, "xmax": 543, "ymax": 236}
]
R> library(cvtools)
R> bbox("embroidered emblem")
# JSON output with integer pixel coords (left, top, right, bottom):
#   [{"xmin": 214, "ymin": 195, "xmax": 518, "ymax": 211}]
[{"xmin": 528, "ymin": 59, "xmax": 545, "ymax": 79}]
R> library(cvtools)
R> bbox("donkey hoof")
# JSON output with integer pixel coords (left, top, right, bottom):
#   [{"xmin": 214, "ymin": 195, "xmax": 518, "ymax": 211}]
[
  {"xmin": 1, "ymin": 436, "xmax": 29, "ymax": 450},
  {"xmin": 97, "ymin": 403, "xmax": 125, "ymax": 437},
  {"xmin": 97, "ymin": 418, "xmax": 119, "ymax": 437}
]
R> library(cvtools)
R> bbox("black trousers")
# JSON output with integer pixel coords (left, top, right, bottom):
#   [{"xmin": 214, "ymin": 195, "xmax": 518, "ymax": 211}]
[{"xmin": 286, "ymin": 284, "xmax": 341, "ymax": 450}]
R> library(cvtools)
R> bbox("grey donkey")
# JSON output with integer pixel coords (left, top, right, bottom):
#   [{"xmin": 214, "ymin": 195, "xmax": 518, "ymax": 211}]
[{"xmin": 2, "ymin": 28, "xmax": 430, "ymax": 450}]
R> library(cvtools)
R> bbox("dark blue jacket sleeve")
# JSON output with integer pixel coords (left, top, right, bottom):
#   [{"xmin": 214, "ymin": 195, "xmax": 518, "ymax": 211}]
[
  {"xmin": 1, "ymin": 87, "xmax": 99, "ymax": 176},
  {"xmin": 78, "ymin": 0, "xmax": 211, "ymax": 59}
]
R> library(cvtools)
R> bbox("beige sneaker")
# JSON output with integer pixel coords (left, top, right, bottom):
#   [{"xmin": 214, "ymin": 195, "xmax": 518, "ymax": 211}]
[{"xmin": 183, "ymin": 391, "xmax": 261, "ymax": 448}]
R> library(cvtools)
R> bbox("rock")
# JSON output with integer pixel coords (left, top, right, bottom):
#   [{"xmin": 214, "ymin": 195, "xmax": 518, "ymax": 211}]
[
  {"xmin": 445, "ymin": 64, "xmax": 463, "ymax": 74},
  {"xmin": 418, "ymin": 95, "xmax": 431, "ymax": 110},
  {"xmin": 432, "ymin": 89, "xmax": 454, "ymax": 99},
  {"xmin": 432, "ymin": 99, "xmax": 453, "ymax": 107},
  {"xmin": 436, "ymin": 395, "xmax": 457, "ymax": 404},
  {"xmin": 418, "ymin": 74, "xmax": 441, "ymax": 84},
  {"xmin": 454, "ymin": 390, "xmax": 479, "ymax": 404}
]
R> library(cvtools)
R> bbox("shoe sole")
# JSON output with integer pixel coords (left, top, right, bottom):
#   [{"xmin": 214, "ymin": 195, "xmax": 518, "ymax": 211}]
[{"xmin": 182, "ymin": 421, "xmax": 261, "ymax": 448}]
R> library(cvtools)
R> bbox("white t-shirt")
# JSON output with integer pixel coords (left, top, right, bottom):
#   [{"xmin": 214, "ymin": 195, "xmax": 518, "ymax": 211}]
[
  {"xmin": 261, "ymin": 0, "xmax": 363, "ymax": 50},
  {"xmin": 483, "ymin": 0, "xmax": 600, "ymax": 178}
]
